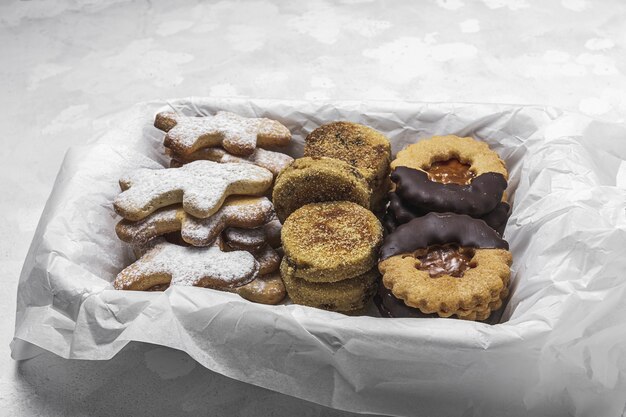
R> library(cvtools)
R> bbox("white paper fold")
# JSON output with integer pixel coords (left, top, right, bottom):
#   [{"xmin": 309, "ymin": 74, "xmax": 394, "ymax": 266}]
[{"xmin": 12, "ymin": 98, "xmax": 626, "ymax": 417}]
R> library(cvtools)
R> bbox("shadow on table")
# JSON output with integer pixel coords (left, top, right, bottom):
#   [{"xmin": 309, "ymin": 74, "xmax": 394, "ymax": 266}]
[{"xmin": 14, "ymin": 342, "xmax": 381, "ymax": 417}]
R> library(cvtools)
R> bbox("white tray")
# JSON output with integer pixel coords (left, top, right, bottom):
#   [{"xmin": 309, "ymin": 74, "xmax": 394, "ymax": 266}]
[{"xmin": 12, "ymin": 98, "xmax": 626, "ymax": 417}]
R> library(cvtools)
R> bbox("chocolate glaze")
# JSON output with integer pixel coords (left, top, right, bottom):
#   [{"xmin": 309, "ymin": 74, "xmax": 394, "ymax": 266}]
[
  {"xmin": 391, "ymin": 166, "xmax": 507, "ymax": 217},
  {"xmin": 388, "ymin": 192, "xmax": 510, "ymax": 236},
  {"xmin": 379, "ymin": 212, "xmax": 508, "ymax": 261}
]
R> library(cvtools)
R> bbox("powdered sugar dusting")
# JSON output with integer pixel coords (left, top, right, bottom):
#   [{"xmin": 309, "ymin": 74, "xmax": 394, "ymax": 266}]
[
  {"xmin": 114, "ymin": 161, "xmax": 273, "ymax": 219},
  {"xmin": 115, "ymin": 240, "xmax": 259, "ymax": 289},
  {"xmin": 224, "ymin": 226, "xmax": 267, "ymax": 248},
  {"xmin": 156, "ymin": 111, "xmax": 291, "ymax": 155},
  {"xmin": 173, "ymin": 147, "xmax": 293, "ymax": 176}
]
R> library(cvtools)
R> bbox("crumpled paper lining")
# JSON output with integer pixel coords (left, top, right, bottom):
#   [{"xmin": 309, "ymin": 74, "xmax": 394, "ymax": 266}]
[{"xmin": 11, "ymin": 98, "xmax": 626, "ymax": 417}]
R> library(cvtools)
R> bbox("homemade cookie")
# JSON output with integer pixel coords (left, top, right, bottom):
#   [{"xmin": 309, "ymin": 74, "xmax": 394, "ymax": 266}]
[
  {"xmin": 169, "ymin": 146, "xmax": 293, "ymax": 177},
  {"xmin": 228, "ymin": 272, "xmax": 286, "ymax": 305},
  {"xmin": 114, "ymin": 238, "xmax": 259, "ymax": 291},
  {"xmin": 281, "ymin": 258, "xmax": 378, "ymax": 313},
  {"xmin": 378, "ymin": 212, "xmax": 511, "ymax": 320},
  {"xmin": 155, "ymin": 111, "xmax": 291, "ymax": 156},
  {"xmin": 304, "ymin": 121, "xmax": 391, "ymax": 187},
  {"xmin": 116, "ymin": 196, "xmax": 274, "ymax": 246},
  {"xmin": 114, "ymin": 160, "xmax": 273, "ymax": 221},
  {"xmin": 387, "ymin": 192, "xmax": 510, "ymax": 235},
  {"xmin": 281, "ymin": 201, "xmax": 383, "ymax": 282},
  {"xmin": 224, "ymin": 219, "xmax": 282, "ymax": 250},
  {"xmin": 390, "ymin": 136, "xmax": 508, "ymax": 218},
  {"xmin": 272, "ymin": 157, "xmax": 371, "ymax": 223}
]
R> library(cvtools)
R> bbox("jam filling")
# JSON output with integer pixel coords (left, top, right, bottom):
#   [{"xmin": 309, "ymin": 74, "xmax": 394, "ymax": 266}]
[
  {"xmin": 426, "ymin": 159, "xmax": 475, "ymax": 185},
  {"xmin": 414, "ymin": 244, "xmax": 475, "ymax": 278}
]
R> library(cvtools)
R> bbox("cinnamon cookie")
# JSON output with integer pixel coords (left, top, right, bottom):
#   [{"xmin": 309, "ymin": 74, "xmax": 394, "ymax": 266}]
[
  {"xmin": 281, "ymin": 201, "xmax": 383, "ymax": 282},
  {"xmin": 272, "ymin": 157, "xmax": 371, "ymax": 223},
  {"xmin": 281, "ymin": 258, "xmax": 378, "ymax": 313}
]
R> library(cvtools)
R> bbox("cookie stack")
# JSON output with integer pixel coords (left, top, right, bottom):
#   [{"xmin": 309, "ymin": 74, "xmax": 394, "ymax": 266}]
[
  {"xmin": 376, "ymin": 135, "xmax": 513, "ymax": 321},
  {"xmin": 272, "ymin": 122, "xmax": 392, "ymax": 222},
  {"xmin": 272, "ymin": 121, "xmax": 390, "ymax": 313},
  {"xmin": 112, "ymin": 111, "xmax": 294, "ymax": 305},
  {"xmin": 155, "ymin": 110, "xmax": 294, "ymax": 177},
  {"xmin": 280, "ymin": 202, "xmax": 383, "ymax": 314},
  {"xmin": 383, "ymin": 135, "xmax": 510, "ymax": 235}
]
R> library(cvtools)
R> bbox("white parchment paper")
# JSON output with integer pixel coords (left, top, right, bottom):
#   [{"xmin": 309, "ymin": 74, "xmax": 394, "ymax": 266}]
[{"xmin": 11, "ymin": 98, "xmax": 626, "ymax": 417}]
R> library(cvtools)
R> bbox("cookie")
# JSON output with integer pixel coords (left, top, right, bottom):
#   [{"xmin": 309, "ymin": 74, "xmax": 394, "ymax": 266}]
[
  {"xmin": 304, "ymin": 121, "xmax": 391, "ymax": 187},
  {"xmin": 378, "ymin": 212, "xmax": 512, "ymax": 320},
  {"xmin": 281, "ymin": 201, "xmax": 383, "ymax": 282},
  {"xmin": 281, "ymin": 258, "xmax": 378, "ymax": 313},
  {"xmin": 390, "ymin": 136, "xmax": 508, "ymax": 218},
  {"xmin": 272, "ymin": 157, "xmax": 371, "ymax": 223},
  {"xmin": 304, "ymin": 122, "xmax": 391, "ymax": 213},
  {"xmin": 154, "ymin": 111, "xmax": 291, "ymax": 156},
  {"xmin": 116, "ymin": 196, "xmax": 274, "ymax": 246},
  {"xmin": 387, "ymin": 192, "xmax": 510, "ymax": 235},
  {"xmin": 114, "ymin": 160, "xmax": 273, "ymax": 221},
  {"xmin": 228, "ymin": 272, "xmax": 286, "ymax": 305},
  {"xmin": 224, "ymin": 218, "xmax": 282, "ymax": 250},
  {"xmin": 114, "ymin": 238, "xmax": 259, "ymax": 291},
  {"xmin": 169, "ymin": 146, "xmax": 293, "ymax": 177}
]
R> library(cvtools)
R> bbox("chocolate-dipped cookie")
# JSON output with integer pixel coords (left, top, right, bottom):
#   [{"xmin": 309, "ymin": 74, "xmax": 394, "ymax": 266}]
[{"xmin": 377, "ymin": 212, "xmax": 512, "ymax": 321}]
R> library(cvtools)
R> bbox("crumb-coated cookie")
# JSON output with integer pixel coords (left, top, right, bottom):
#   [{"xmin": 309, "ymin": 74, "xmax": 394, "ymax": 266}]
[
  {"xmin": 281, "ymin": 258, "xmax": 378, "ymax": 312},
  {"xmin": 304, "ymin": 121, "xmax": 391, "ymax": 187},
  {"xmin": 272, "ymin": 157, "xmax": 371, "ymax": 223},
  {"xmin": 281, "ymin": 201, "xmax": 383, "ymax": 282}
]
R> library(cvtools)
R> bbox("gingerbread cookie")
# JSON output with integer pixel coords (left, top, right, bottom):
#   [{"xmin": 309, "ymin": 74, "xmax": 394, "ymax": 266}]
[
  {"xmin": 228, "ymin": 272, "xmax": 286, "ymax": 305},
  {"xmin": 281, "ymin": 258, "xmax": 378, "ymax": 313},
  {"xmin": 154, "ymin": 111, "xmax": 291, "ymax": 156},
  {"xmin": 272, "ymin": 157, "xmax": 371, "ymax": 223},
  {"xmin": 116, "ymin": 196, "xmax": 274, "ymax": 246},
  {"xmin": 224, "ymin": 219, "xmax": 282, "ymax": 250},
  {"xmin": 378, "ymin": 212, "xmax": 511, "ymax": 320},
  {"xmin": 169, "ymin": 147, "xmax": 293, "ymax": 177},
  {"xmin": 390, "ymin": 136, "xmax": 508, "ymax": 218},
  {"xmin": 114, "ymin": 239, "xmax": 259, "ymax": 291},
  {"xmin": 281, "ymin": 201, "xmax": 383, "ymax": 282},
  {"xmin": 114, "ymin": 160, "xmax": 273, "ymax": 221}
]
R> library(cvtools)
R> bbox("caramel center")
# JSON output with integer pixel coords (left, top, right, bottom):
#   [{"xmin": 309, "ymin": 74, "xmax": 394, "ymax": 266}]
[
  {"xmin": 426, "ymin": 159, "xmax": 475, "ymax": 185},
  {"xmin": 414, "ymin": 245, "xmax": 475, "ymax": 278}
]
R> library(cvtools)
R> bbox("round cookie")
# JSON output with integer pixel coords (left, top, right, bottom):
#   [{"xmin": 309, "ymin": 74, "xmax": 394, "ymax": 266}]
[
  {"xmin": 378, "ymin": 212, "xmax": 512, "ymax": 320},
  {"xmin": 389, "ymin": 136, "xmax": 508, "ymax": 218},
  {"xmin": 304, "ymin": 121, "xmax": 391, "ymax": 187},
  {"xmin": 272, "ymin": 157, "xmax": 371, "ymax": 223},
  {"xmin": 281, "ymin": 258, "xmax": 379, "ymax": 313},
  {"xmin": 281, "ymin": 201, "xmax": 383, "ymax": 282},
  {"xmin": 391, "ymin": 135, "xmax": 507, "ymax": 178}
]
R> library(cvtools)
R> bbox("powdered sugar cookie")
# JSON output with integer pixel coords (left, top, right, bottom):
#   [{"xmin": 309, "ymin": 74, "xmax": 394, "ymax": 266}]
[
  {"xmin": 228, "ymin": 272, "xmax": 286, "ymax": 305},
  {"xmin": 154, "ymin": 111, "xmax": 291, "ymax": 156},
  {"xmin": 169, "ymin": 147, "xmax": 293, "ymax": 177},
  {"xmin": 114, "ymin": 238, "xmax": 259, "ymax": 291},
  {"xmin": 116, "ymin": 196, "xmax": 274, "ymax": 246},
  {"xmin": 114, "ymin": 161, "xmax": 273, "ymax": 221},
  {"xmin": 223, "ymin": 219, "xmax": 282, "ymax": 250}
]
